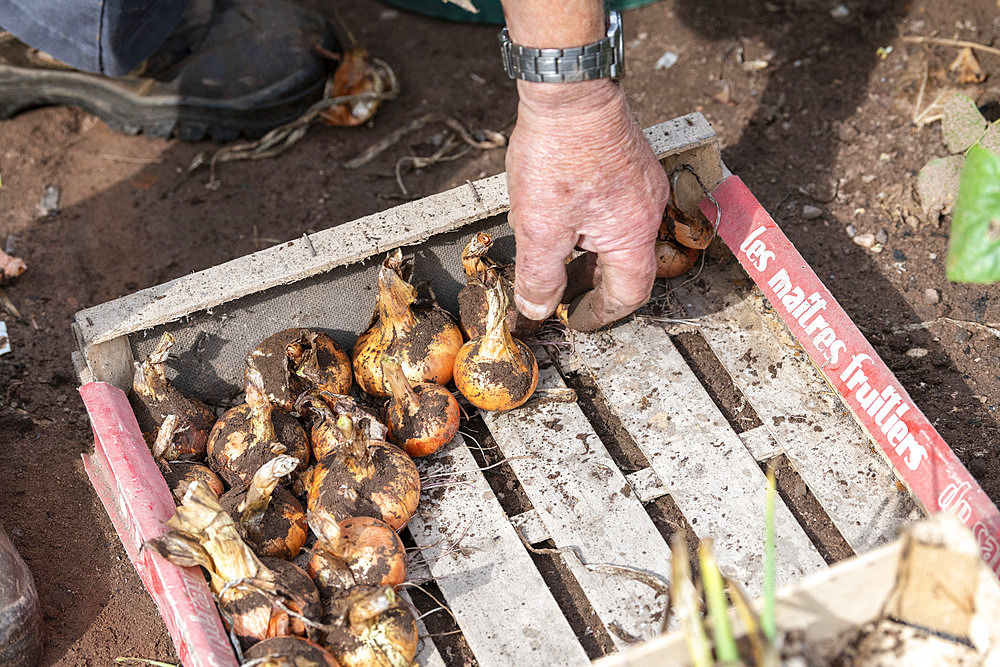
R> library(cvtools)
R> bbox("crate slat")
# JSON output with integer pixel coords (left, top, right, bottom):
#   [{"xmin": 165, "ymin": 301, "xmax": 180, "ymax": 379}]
[
  {"xmin": 482, "ymin": 363, "xmax": 673, "ymax": 646},
  {"xmin": 408, "ymin": 435, "xmax": 591, "ymax": 667},
  {"xmin": 561, "ymin": 319, "xmax": 828, "ymax": 595},
  {"xmin": 675, "ymin": 267, "xmax": 922, "ymax": 552}
]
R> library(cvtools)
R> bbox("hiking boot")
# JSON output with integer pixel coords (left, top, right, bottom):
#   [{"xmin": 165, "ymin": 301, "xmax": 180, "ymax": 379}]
[
  {"xmin": 0, "ymin": 523, "xmax": 42, "ymax": 666},
  {"xmin": 0, "ymin": 0, "xmax": 339, "ymax": 141}
]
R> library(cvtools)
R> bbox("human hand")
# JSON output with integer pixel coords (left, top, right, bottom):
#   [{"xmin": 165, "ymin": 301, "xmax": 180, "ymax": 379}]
[{"xmin": 505, "ymin": 78, "xmax": 670, "ymax": 331}]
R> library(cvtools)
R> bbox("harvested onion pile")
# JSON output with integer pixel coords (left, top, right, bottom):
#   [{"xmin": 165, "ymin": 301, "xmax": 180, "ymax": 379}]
[{"xmin": 132, "ymin": 233, "xmax": 699, "ymax": 662}]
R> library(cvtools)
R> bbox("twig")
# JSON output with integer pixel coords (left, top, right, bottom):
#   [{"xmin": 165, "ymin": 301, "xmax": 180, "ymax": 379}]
[
  {"xmin": 902, "ymin": 35, "xmax": 1000, "ymax": 58},
  {"xmin": 344, "ymin": 113, "xmax": 505, "ymax": 169},
  {"xmin": 115, "ymin": 660, "xmax": 178, "ymax": 667},
  {"xmin": 100, "ymin": 154, "xmax": 164, "ymax": 164},
  {"xmin": 893, "ymin": 316, "xmax": 1000, "ymax": 339}
]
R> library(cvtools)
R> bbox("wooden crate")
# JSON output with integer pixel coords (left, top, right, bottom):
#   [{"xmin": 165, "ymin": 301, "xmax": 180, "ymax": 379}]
[{"xmin": 73, "ymin": 114, "xmax": 936, "ymax": 666}]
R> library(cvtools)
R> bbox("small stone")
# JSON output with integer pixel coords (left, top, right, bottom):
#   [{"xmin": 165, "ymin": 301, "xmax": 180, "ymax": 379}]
[
  {"xmin": 905, "ymin": 215, "xmax": 920, "ymax": 230},
  {"xmin": 845, "ymin": 224, "xmax": 857, "ymax": 238},
  {"xmin": 955, "ymin": 330, "xmax": 971, "ymax": 343},
  {"xmin": 853, "ymin": 232, "xmax": 876, "ymax": 248},
  {"xmin": 892, "ymin": 249, "xmax": 907, "ymax": 262},
  {"xmin": 923, "ymin": 288, "xmax": 940, "ymax": 305},
  {"xmin": 802, "ymin": 204, "xmax": 823, "ymax": 219},
  {"xmin": 906, "ymin": 347, "xmax": 929, "ymax": 358},
  {"xmin": 830, "ymin": 4, "xmax": 850, "ymax": 18},
  {"xmin": 929, "ymin": 252, "xmax": 937, "ymax": 260},
  {"xmin": 875, "ymin": 229, "xmax": 889, "ymax": 245}
]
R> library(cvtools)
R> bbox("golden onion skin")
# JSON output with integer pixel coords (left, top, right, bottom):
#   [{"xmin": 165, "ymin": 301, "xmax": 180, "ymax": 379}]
[
  {"xmin": 385, "ymin": 382, "xmax": 460, "ymax": 457},
  {"xmin": 221, "ymin": 485, "xmax": 308, "ymax": 560},
  {"xmin": 352, "ymin": 250, "xmax": 463, "ymax": 399},
  {"xmin": 454, "ymin": 336, "xmax": 538, "ymax": 412},
  {"xmin": 307, "ymin": 440, "xmax": 420, "ymax": 531},
  {"xmin": 655, "ymin": 239, "xmax": 699, "ymax": 278}
]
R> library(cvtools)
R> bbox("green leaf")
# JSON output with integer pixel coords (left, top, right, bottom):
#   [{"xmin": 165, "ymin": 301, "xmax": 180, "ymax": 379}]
[
  {"xmin": 917, "ymin": 154, "xmax": 965, "ymax": 218},
  {"xmin": 942, "ymin": 94, "xmax": 987, "ymax": 153},
  {"xmin": 946, "ymin": 144, "xmax": 1000, "ymax": 283}
]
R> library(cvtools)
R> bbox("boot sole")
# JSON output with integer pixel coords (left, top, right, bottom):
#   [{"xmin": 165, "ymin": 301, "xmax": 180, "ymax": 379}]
[{"xmin": 0, "ymin": 66, "xmax": 328, "ymax": 141}]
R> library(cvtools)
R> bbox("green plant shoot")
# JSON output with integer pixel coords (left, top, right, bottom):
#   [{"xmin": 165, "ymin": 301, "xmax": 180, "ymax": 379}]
[
  {"xmin": 946, "ymin": 144, "xmax": 1000, "ymax": 283},
  {"xmin": 699, "ymin": 539, "xmax": 739, "ymax": 664},
  {"xmin": 762, "ymin": 464, "xmax": 777, "ymax": 642}
]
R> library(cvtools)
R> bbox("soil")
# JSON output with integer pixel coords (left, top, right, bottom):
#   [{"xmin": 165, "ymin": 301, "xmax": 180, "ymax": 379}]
[{"xmin": 1, "ymin": 0, "xmax": 999, "ymax": 663}]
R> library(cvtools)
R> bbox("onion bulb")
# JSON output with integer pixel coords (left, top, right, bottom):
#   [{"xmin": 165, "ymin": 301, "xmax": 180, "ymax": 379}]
[
  {"xmin": 457, "ymin": 232, "xmax": 541, "ymax": 340},
  {"xmin": 243, "ymin": 637, "xmax": 341, "ymax": 666},
  {"xmin": 296, "ymin": 392, "xmax": 387, "ymax": 461},
  {"xmin": 382, "ymin": 356, "xmax": 459, "ymax": 457},
  {"xmin": 454, "ymin": 281, "xmax": 538, "ymax": 411},
  {"xmin": 144, "ymin": 482, "xmax": 321, "ymax": 648},
  {"xmin": 132, "ymin": 332, "xmax": 216, "ymax": 460},
  {"xmin": 307, "ymin": 512, "xmax": 406, "ymax": 603},
  {"xmin": 322, "ymin": 585, "xmax": 418, "ymax": 667},
  {"xmin": 655, "ymin": 239, "xmax": 699, "ymax": 278},
  {"xmin": 152, "ymin": 415, "xmax": 225, "ymax": 501},
  {"xmin": 220, "ymin": 455, "xmax": 307, "ymax": 560},
  {"xmin": 207, "ymin": 367, "xmax": 310, "ymax": 487},
  {"xmin": 352, "ymin": 249, "xmax": 463, "ymax": 398},
  {"xmin": 248, "ymin": 329, "xmax": 352, "ymax": 412},
  {"xmin": 307, "ymin": 413, "xmax": 420, "ymax": 531}
]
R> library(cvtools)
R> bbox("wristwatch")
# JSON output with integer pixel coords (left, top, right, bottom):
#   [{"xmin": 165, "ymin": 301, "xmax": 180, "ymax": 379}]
[{"xmin": 498, "ymin": 10, "xmax": 624, "ymax": 83}]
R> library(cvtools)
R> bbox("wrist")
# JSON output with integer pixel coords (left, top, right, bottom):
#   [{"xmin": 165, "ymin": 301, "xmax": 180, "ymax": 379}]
[{"xmin": 516, "ymin": 78, "xmax": 623, "ymax": 115}]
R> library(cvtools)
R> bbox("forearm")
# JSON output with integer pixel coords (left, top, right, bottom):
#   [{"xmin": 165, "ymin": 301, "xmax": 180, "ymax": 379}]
[{"xmin": 499, "ymin": 0, "xmax": 611, "ymax": 106}]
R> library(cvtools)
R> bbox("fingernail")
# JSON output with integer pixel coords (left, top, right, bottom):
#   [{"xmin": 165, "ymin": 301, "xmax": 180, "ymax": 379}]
[{"xmin": 514, "ymin": 293, "xmax": 551, "ymax": 321}]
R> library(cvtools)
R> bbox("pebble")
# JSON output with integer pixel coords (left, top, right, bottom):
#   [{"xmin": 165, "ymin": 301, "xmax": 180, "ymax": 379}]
[
  {"xmin": 845, "ymin": 224, "xmax": 856, "ymax": 238},
  {"xmin": 802, "ymin": 204, "xmax": 823, "ymax": 219},
  {"xmin": 923, "ymin": 288, "xmax": 940, "ymax": 305},
  {"xmin": 892, "ymin": 249, "xmax": 907, "ymax": 262},
  {"xmin": 875, "ymin": 229, "xmax": 888, "ymax": 245},
  {"xmin": 853, "ymin": 232, "xmax": 876, "ymax": 248},
  {"xmin": 955, "ymin": 330, "xmax": 971, "ymax": 343},
  {"xmin": 906, "ymin": 348, "xmax": 929, "ymax": 358}
]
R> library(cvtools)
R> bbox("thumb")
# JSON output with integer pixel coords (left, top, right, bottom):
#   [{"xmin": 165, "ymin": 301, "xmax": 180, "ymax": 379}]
[{"xmin": 509, "ymin": 210, "xmax": 578, "ymax": 321}]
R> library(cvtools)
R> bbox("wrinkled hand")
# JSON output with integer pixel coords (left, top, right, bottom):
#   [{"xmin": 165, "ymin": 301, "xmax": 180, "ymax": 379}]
[{"xmin": 506, "ymin": 79, "xmax": 670, "ymax": 332}]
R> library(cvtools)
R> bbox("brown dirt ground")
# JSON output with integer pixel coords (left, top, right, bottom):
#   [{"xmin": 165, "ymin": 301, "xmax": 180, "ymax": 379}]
[{"xmin": 1, "ymin": 0, "xmax": 999, "ymax": 663}]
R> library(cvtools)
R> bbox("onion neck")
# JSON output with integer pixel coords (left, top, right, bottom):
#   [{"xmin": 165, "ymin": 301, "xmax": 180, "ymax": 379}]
[
  {"xmin": 383, "ymin": 358, "xmax": 420, "ymax": 417},
  {"xmin": 152, "ymin": 414, "xmax": 179, "ymax": 461},
  {"xmin": 240, "ymin": 455, "xmax": 298, "ymax": 524},
  {"xmin": 480, "ymin": 283, "xmax": 517, "ymax": 360},
  {"xmin": 245, "ymin": 368, "xmax": 277, "ymax": 442},
  {"xmin": 461, "ymin": 232, "xmax": 494, "ymax": 280},
  {"xmin": 377, "ymin": 265, "xmax": 418, "ymax": 337}
]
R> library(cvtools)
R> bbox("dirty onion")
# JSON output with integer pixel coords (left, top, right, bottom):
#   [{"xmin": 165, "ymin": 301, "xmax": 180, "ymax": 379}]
[
  {"xmin": 307, "ymin": 411, "xmax": 420, "ymax": 531},
  {"xmin": 207, "ymin": 367, "xmax": 310, "ymax": 487},
  {"xmin": 220, "ymin": 455, "xmax": 307, "ymax": 560},
  {"xmin": 152, "ymin": 414, "xmax": 225, "ymax": 501},
  {"xmin": 457, "ymin": 232, "xmax": 540, "ymax": 340},
  {"xmin": 322, "ymin": 585, "xmax": 419, "ymax": 667},
  {"xmin": 132, "ymin": 332, "xmax": 216, "ymax": 459},
  {"xmin": 144, "ymin": 482, "xmax": 320, "ymax": 648},
  {"xmin": 383, "ymin": 356, "xmax": 459, "ymax": 457},
  {"xmin": 454, "ymin": 281, "xmax": 538, "ymax": 411},
  {"xmin": 247, "ymin": 328, "xmax": 352, "ymax": 412},
  {"xmin": 307, "ymin": 512, "xmax": 407, "ymax": 603},
  {"xmin": 352, "ymin": 249, "xmax": 463, "ymax": 398}
]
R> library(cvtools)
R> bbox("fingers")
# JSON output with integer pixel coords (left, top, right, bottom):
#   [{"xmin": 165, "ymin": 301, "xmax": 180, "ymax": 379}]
[
  {"xmin": 510, "ymin": 209, "xmax": 579, "ymax": 321},
  {"xmin": 563, "ymin": 244, "xmax": 657, "ymax": 332}
]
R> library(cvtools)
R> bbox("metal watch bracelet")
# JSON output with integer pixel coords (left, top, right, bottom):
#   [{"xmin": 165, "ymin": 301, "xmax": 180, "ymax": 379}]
[{"xmin": 498, "ymin": 10, "xmax": 624, "ymax": 83}]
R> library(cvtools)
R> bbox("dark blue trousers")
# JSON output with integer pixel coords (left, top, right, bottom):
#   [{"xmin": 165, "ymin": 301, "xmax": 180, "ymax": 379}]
[{"xmin": 0, "ymin": 0, "xmax": 188, "ymax": 76}]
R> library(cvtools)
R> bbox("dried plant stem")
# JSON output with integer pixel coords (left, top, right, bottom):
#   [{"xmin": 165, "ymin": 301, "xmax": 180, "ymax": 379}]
[{"xmin": 902, "ymin": 35, "xmax": 1000, "ymax": 58}]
